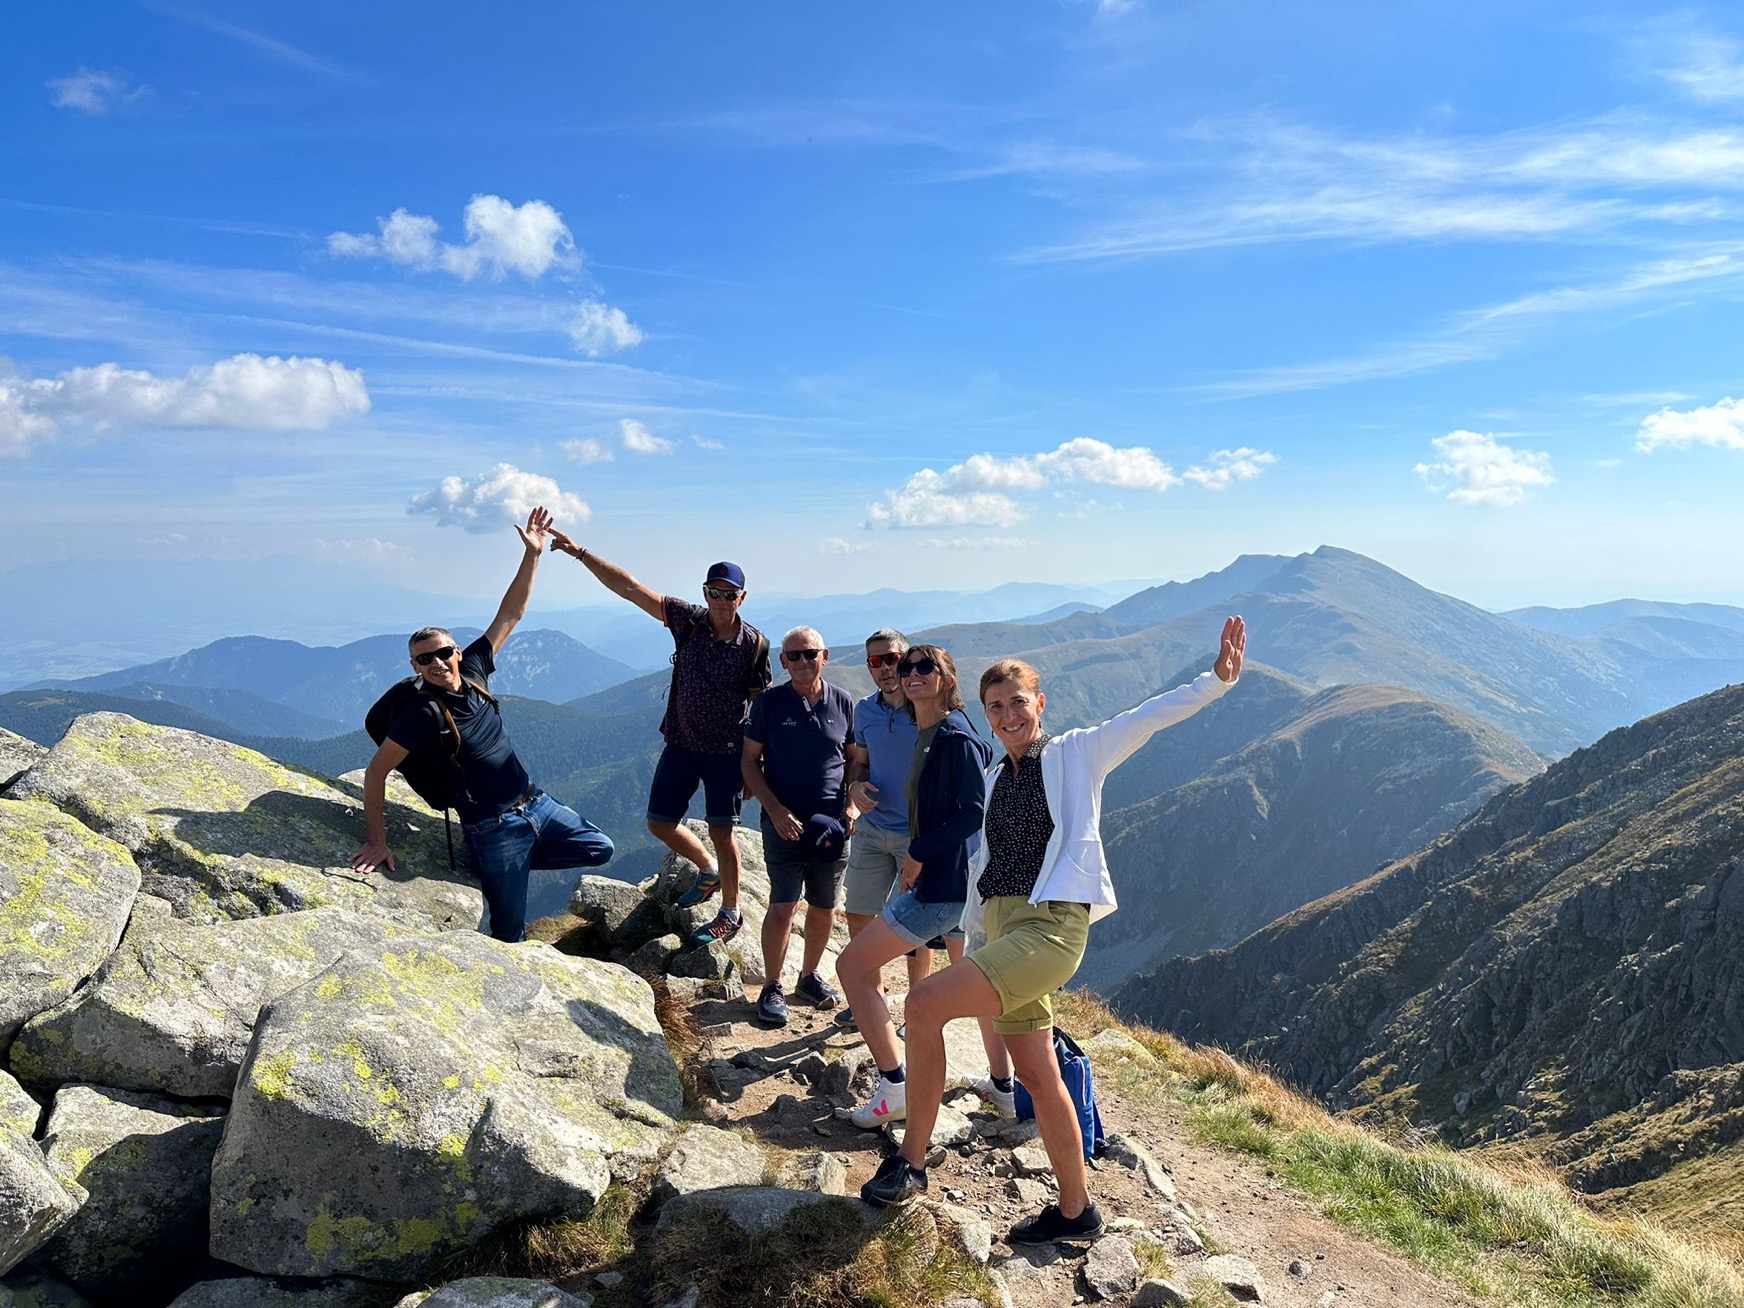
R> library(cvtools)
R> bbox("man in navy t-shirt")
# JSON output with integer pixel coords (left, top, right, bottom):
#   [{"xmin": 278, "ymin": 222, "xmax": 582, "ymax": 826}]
[
  {"xmin": 349, "ymin": 506, "xmax": 612, "ymax": 942},
  {"xmin": 741, "ymin": 625, "xmax": 856, "ymax": 1026}
]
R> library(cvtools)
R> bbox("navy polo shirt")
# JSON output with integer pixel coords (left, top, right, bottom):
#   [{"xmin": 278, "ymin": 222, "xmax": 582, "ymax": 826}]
[{"xmin": 744, "ymin": 680, "xmax": 855, "ymax": 819}]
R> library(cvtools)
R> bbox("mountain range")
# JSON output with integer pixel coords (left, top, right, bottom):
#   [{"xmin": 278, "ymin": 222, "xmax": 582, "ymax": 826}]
[{"xmin": 1112, "ymin": 681, "xmax": 1744, "ymax": 1238}]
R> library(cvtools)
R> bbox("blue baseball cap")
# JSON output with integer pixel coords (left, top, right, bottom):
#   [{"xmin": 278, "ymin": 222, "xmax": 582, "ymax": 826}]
[
  {"xmin": 804, "ymin": 814, "xmax": 847, "ymax": 862},
  {"xmin": 706, "ymin": 562, "xmax": 746, "ymax": 590}
]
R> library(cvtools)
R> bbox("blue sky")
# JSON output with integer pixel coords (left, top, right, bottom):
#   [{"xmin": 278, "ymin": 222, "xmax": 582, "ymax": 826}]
[{"xmin": 6, "ymin": 0, "xmax": 1744, "ymax": 618}]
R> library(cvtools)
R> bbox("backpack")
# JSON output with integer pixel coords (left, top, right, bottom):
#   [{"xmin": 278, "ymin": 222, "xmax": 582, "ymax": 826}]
[
  {"xmin": 1013, "ymin": 1028, "xmax": 1107, "ymax": 1161},
  {"xmin": 666, "ymin": 614, "xmax": 771, "ymax": 705},
  {"xmin": 364, "ymin": 675, "xmax": 498, "ymax": 869}
]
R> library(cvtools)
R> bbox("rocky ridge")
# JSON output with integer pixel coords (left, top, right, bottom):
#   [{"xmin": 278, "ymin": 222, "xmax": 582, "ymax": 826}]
[{"xmin": 1114, "ymin": 681, "xmax": 1744, "ymax": 1228}]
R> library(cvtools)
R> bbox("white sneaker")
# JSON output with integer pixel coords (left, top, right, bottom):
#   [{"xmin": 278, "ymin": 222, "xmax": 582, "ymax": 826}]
[
  {"xmin": 969, "ymin": 1073, "xmax": 1017, "ymax": 1118},
  {"xmin": 850, "ymin": 1075, "xmax": 908, "ymax": 1129}
]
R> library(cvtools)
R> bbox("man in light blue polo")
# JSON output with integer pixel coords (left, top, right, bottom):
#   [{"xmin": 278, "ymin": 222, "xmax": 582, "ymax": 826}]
[{"xmin": 835, "ymin": 628, "xmax": 931, "ymax": 1029}]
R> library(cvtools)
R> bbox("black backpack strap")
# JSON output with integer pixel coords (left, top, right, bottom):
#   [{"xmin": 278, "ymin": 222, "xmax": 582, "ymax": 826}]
[
  {"xmin": 418, "ymin": 684, "xmax": 467, "ymax": 864},
  {"xmin": 666, "ymin": 615, "xmax": 711, "ymax": 703}
]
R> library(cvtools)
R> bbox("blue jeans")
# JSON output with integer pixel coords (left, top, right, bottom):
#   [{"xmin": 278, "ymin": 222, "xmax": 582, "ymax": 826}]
[{"xmin": 462, "ymin": 791, "xmax": 613, "ymax": 943}]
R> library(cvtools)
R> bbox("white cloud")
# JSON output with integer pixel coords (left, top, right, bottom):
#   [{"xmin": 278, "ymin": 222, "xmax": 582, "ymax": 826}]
[
  {"xmin": 47, "ymin": 68, "xmax": 145, "ymax": 115},
  {"xmin": 1648, "ymin": 27, "xmax": 1744, "ymax": 102},
  {"xmin": 1415, "ymin": 430, "xmax": 1554, "ymax": 507},
  {"xmin": 568, "ymin": 299, "xmax": 644, "ymax": 356},
  {"xmin": 0, "ymin": 353, "xmax": 369, "ymax": 454},
  {"xmin": 408, "ymin": 463, "xmax": 591, "ymax": 534},
  {"xmin": 692, "ymin": 435, "xmax": 726, "ymax": 451},
  {"xmin": 821, "ymin": 537, "xmax": 875, "ymax": 555},
  {"xmin": 867, "ymin": 437, "xmax": 1176, "ymax": 528},
  {"xmin": 619, "ymin": 418, "xmax": 674, "ymax": 455},
  {"xmin": 1097, "ymin": 0, "xmax": 1141, "ymax": 16},
  {"xmin": 311, "ymin": 538, "xmax": 415, "ymax": 566},
  {"xmin": 922, "ymin": 537, "xmax": 1032, "ymax": 551},
  {"xmin": 328, "ymin": 195, "xmax": 576, "ymax": 281},
  {"xmin": 1184, "ymin": 447, "xmax": 1279, "ymax": 490},
  {"xmin": 1635, "ymin": 396, "xmax": 1744, "ymax": 451},
  {"xmin": 563, "ymin": 438, "xmax": 614, "ymax": 465}
]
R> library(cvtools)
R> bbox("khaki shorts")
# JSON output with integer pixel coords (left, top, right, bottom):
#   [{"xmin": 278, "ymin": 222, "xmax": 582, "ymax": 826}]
[{"xmin": 967, "ymin": 896, "xmax": 1090, "ymax": 1035}]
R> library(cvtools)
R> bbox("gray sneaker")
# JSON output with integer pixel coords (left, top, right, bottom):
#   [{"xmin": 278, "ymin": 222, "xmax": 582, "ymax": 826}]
[
  {"xmin": 756, "ymin": 984, "xmax": 789, "ymax": 1027},
  {"xmin": 796, "ymin": 971, "xmax": 840, "ymax": 1009}
]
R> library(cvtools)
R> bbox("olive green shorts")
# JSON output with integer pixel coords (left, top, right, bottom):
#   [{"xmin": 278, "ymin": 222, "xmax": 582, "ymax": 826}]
[{"xmin": 967, "ymin": 896, "xmax": 1090, "ymax": 1035}]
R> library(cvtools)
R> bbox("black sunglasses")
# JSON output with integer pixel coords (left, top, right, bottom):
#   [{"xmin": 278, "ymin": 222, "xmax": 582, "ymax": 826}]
[
  {"xmin": 783, "ymin": 647, "xmax": 822, "ymax": 662},
  {"xmin": 898, "ymin": 656, "xmax": 939, "ymax": 678},
  {"xmin": 413, "ymin": 645, "xmax": 459, "ymax": 667},
  {"xmin": 704, "ymin": 585, "xmax": 742, "ymax": 601},
  {"xmin": 866, "ymin": 652, "xmax": 902, "ymax": 668}
]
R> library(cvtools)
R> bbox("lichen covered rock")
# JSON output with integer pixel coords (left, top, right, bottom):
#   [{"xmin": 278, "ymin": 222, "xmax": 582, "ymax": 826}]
[
  {"xmin": 210, "ymin": 931, "xmax": 683, "ymax": 1281},
  {"xmin": 13, "ymin": 907, "xmax": 401, "ymax": 1098},
  {"xmin": 0, "ymin": 1073, "xmax": 40, "ymax": 1140},
  {"xmin": 36, "ymin": 1085, "xmax": 224, "ymax": 1298},
  {"xmin": 0, "ymin": 730, "xmax": 44, "ymax": 793},
  {"xmin": 418, "ymin": 1279, "xmax": 590, "ymax": 1308},
  {"xmin": 0, "ymin": 1125, "xmax": 84, "ymax": 1278},
  {"xmin": 0, "ymin": 798, "xmax": 140, "ymax": 1048},
  {"xmin": 9, "ymin": 714, "xmax": 479, "ymax": 931}
]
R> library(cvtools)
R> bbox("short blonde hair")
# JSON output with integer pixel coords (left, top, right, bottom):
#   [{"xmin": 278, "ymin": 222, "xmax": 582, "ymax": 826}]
[{"xmin": 979, "ymin": 658, "xmax": 1041, "ymax": 702}]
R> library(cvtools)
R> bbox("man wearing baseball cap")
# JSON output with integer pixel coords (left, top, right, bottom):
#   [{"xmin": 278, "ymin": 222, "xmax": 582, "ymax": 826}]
[{"xmin": 549, "ymin": 534, "xmax": 772, "ymax": 945}]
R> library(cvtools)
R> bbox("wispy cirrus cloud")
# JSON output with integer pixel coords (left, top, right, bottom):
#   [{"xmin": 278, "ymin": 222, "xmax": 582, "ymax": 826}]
[
  {"xmin": 1415, "ymin": 430, "xmax": 1554, "ymax": 507},
  {"xmin": 145, "ymin": 3, "xmax": 368, "ymax": 82}
]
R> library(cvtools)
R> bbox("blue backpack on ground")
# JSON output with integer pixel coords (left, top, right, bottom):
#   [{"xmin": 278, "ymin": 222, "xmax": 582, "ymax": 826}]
[{"xmin": 1013, "ymin": 1028, "xmax": 1106, "ymax": 1161}]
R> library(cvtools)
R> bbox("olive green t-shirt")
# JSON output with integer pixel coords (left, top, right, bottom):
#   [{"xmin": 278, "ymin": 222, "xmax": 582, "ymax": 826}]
[{"xmin": 906, "ymin": 721, "xmax": 942, "ymax": 841}]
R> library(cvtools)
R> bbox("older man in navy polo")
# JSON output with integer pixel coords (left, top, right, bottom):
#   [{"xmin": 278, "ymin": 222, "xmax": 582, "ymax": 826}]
[
  {"xmin": 741, "ymin": 625, "xmax": 856, "ymax": 1026},
  {"xmin": 549, "ymin": 534, "xmax": 772, "ymax": 946}
]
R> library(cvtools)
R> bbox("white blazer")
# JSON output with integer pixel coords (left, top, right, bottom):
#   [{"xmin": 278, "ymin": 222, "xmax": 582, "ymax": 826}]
[{"xmin": 963, "ymin": 669, "xmax": 1235, "ymax": 933}]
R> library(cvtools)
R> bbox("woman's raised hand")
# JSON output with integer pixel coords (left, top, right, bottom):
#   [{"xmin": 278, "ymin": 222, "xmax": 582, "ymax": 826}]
[{"xmin": 1215, "ymin": 615, "xmax": 1246, "ymax": 683}]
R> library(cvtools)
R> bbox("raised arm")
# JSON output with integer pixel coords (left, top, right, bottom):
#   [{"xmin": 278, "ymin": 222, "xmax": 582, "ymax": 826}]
[
  {"xmin": 1080, "ymin": 615, "xmax": 1247, "ymax": 777},
  {"xmin": 548, "ymin": 530, "xmax": 665, "ymax": 622},
  {"xmin": 482, "ymin": 506, "xmax": 552, "ymax": 655}
]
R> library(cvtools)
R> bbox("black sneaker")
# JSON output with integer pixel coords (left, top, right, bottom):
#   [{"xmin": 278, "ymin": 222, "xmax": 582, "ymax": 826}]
[
  {"xmin": 1008, "ymin": 1202, "xmax": 1105, "ymax": 1245},
  {"xmin": 860, "ymin": 1152, "xmax": 928, "ymax": 1207},
  {"xmin": 796, "ymin": 971, "xmax": 840, "ymax": 1009},
  {"xmin": 756, "ymin": 984, "xmax": 789, "ymax": 1027},
  {"xmin": 832, "ymin": 1006, "xmax": 858, "ymax": 1030}
]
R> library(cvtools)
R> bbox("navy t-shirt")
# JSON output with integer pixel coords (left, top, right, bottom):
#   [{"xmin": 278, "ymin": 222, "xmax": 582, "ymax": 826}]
[
  {"xmin": 386, "ymin": 636, "xmax": 531, "ymax": 825},
  {"xmin": 744, "ymin": 680, "xmax": 855, "ymax": 819}
]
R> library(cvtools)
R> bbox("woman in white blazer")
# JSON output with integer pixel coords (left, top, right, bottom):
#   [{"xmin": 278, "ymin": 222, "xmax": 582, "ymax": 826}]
[{"xmin": 861, "ymin": 616, "xmax": 1246, "ymax": 1240}]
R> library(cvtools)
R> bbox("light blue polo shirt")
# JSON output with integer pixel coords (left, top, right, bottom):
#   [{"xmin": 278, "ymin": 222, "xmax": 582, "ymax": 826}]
[{"xmin": 852, "ymin": 692, "xmax": 919, "ymax": 834}]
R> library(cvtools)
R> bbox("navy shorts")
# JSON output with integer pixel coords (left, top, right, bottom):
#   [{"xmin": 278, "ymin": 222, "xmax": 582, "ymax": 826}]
[
  {"xmin": 647, "ymin": 744, "xmax": 744, "ymax": 827},
  {"xmin": 761, "ymin": 814, "xmax": 847, "ymax": 908}
]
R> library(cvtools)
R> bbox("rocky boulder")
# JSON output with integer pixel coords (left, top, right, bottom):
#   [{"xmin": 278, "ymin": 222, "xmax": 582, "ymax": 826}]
[
  {"xmin": 414, "ymin": 1279, "xmax": 590, "ymax": 1307},
  {"xmin": 0, "ymin": 1126, "xmax": 84, "ymax": 1278},
  {"xmin": 210, "ymin": 931, "xmax": 682, "ymax": 1282},
  {"xmin": 0, "ymin": 730, "xmax": 44, "ymax": 793},
  {"xmin": 166, "ymin": 1279, "xmax": 399, "ymax": 1307},
  {"xmin": 0, "ymin": 1073, "xmax": 40, "ymax": 1139},
  {"xmin": 9, "ymin": 714, "xmax": 478, "ymax": 931},
  {"xmin": 0, "ymin": 1273, "xmax": 95, "ymax": 1307},
  {"xmin": 36, "ymin": 1086, "xmax": 224, "ymax": 1299},
  {"xmin": 0, "ymin": 799, "xmax": 139, "ymax": 1049},
  {"xmin": 652, "ymin": 1125, "xmax": 768, "ymax": 1203},
  {"xmin": 13, "ymin": 907, "xmax": 400, "ymax": 1098}
]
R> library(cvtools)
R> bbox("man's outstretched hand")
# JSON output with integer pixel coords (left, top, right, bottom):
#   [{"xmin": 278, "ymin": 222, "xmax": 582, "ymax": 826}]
[
  {"xmin": 515, "ymin": 506, "xmax": 554, "ymax": 555},
  {"xmin": 548, "ymin": 527, "xmax": 582, "ymax": 559},
  {"xmin": 1214, "ymin": 615, "xmax": 1246, "ymax": 683},
  {"xmin": 349, "ymin": 838, "xmax": 397, "ymax": 875}
]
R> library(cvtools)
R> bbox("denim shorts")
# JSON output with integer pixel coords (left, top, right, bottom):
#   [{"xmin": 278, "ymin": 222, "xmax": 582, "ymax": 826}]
[
  {"xmin": 646, "ymin": 745, "xmax": 743, "ymax": 827},
  {"xmin": 881, "ymin": 888, "xmax": 966, "ymax": 949}
]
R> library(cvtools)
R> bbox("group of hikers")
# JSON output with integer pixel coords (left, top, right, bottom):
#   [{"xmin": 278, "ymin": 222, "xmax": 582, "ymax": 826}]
[{"xmin": 348, "ymin": 508, "xmax": 1246, "ymax": 1243}]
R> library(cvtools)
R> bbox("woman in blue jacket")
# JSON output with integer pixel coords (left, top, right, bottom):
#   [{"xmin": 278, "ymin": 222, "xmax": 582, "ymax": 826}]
[{"xmin": 836, "ymin": 643, "xmax": 1008, "ymax": 1129}]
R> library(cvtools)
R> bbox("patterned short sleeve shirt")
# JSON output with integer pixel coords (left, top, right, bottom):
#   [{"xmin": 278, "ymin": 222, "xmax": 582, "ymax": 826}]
[{"xmin": 659, "ymin": 597, "xmax": 773, "ymax": 755}]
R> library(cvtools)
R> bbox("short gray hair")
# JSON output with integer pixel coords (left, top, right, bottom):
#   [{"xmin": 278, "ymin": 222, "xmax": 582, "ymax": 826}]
[
  {"xmin": 408, "ymin": 626, "xmax": 455, "ymax": 654},
  {"xmin": 864, "ymin": 628, "xmax": 908, "ymax": 654},
  {"xmin": 782, "ymin": 626, "xmax": 825, "ymax": 650}
]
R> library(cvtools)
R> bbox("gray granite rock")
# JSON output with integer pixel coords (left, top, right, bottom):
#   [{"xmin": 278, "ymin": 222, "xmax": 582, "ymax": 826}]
[
  {"xmin": 654, "ymin": 1186, "xmax": 878, "ymax": 1239},
  {"xmin": 167, "ymin": 1278, "xmax": 401, "ymax": 1307},
  {"xmin": 0, "ymin": 1273, "xmax": 95, "ymax": 1308},
  {"xmin": 10, "ymin": 714, "xmax": 479, "ymax": 931},
  {"xmin": 626, "ymin": 934, "xmax": 682, "ymax": 977},
  {"xmin": 0, "ymin": 1075, "xmax": 39, "ymax": 1140},
  {"xmin": 0, "ymin": 731, "xmax": 44, "ymax": 794},
  {"xmin": 210, "ymin": 931, "xmax": 682, "ymax": 1281},
  {"xmin": 1133, "ymin": 1279, "xmax": 1192, "ymax": 1307},
  {"xmin": 12, "ymin": 908, "xmax": 401, "ymax": 1097},
  {"xmin": 668, "ymin": 941, "xmax": 735, "ymax": 981},
  {"xmin": 0, "ymin": 1122, "xmax": 83, "ymax": 1277},
  {"xmin": 419, "ymin": 1279, "xmax": 590, "ymax": 1308},
  {"xmin": 37, "ymin": 1085, "xmax": 224, "ymax": 1297},
  {"xmin": 1199, "ymin": 1254, "xmax": 1265, "ymax": 1302},
  {"xmin": 780, "ymin": 1151, "xmax": 845, "ymax": 1195},
  {"xmin": 0, "ymin": 798, "xmax": 140, "ymax": 1049},
  {"xmin": 1102, "ymin": 1133, "xmax": 1178, "ymax": 1201},
  {"xmin": 653, "ymin": 1125, "xmax": 768, "ymax": 1203},
  {"xmin": 1082, "ymin": 1234, "xmax": 1140, "ymax": 1299}
]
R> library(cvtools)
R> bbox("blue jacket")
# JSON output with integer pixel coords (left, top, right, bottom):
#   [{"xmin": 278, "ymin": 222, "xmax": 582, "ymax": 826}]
[{"xmin": 908, "ymin": 709, "xmax": 994, "ymax": 903}]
